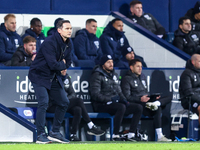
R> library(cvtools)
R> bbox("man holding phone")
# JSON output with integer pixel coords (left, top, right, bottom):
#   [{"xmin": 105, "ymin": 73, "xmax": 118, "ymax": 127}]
[{"xmin": 121, "ymin": 59, "xmax": 171, "ymax": 142}]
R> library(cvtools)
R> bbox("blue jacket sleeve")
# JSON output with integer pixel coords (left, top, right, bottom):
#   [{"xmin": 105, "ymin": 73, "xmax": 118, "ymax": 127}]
[
  {"xmin": 0, "ymin": 34, "xmax": 13, "ymax": 62},
  {"xmin": 100, "ymin": 35, "xmax": 114, "ymax": 56}
]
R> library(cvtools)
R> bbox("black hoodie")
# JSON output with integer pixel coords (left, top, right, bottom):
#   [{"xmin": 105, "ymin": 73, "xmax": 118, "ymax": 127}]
[
  {"xmin": 11, "ymin": 46, "xmax": 32, "ymax": 66},
  {"xmin": 89, "ymin": 65, "xmax": 126, "ymax": 104},
  {"xmin": 173, "ymin": 28, "xmax": 200, "ymax": 55},
  {"xmin": 179, "ymin": 59, "xmax": 200, "ymax": 107}
]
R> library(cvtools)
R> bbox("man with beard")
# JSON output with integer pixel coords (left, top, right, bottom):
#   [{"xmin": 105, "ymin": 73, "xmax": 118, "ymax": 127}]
[
  {"xmin": 100, "ymin": 18, "xmax": 146, "ymax": 66},
  {"xmin": 11, "ymin": 36, "xmax": 36, "ymax": 66},
  {"xmin": 89, "ymin": 55, "xmax": 143, "ymax": 141}
]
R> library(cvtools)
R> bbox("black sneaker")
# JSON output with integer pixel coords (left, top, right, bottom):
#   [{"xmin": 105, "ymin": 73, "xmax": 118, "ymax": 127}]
[
  {"xmin": 36, "ymin": 133, "xmax": 52, "ymax": 144},
  {"xmin": 87, "ymin": 125, "xmax": 105, "ymax": 136},
  {"xmin": 70, "ymin": 134, "xmax": 81, "ymax": 141},
  {"xmin": 123, "ymin": 134, "xmax": 141, "ymax": 142},
  {"xmin": 48, "ymin": 131, "xmax": 70, "ymax": 143}
]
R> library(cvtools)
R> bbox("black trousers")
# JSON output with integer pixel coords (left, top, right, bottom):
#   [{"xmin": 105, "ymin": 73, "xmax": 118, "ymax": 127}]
[
  {"xmin": 33, "ymin": 78, "xmax": 69, "ymax": 135},
  {"xmin": 94, "ymin": 102, "xmax": 143, "ymax": 134},
  {"xmin": 48, "ymin": 97, "xmax": 91, "ymax": 134}
]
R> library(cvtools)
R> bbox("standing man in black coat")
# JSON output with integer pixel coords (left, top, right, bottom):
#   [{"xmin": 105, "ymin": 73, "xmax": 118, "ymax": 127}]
[
  {"xmin": 11, "ymin": 36, "xmax": 36, "ymax": 66},
  {"xmin": 173, "ymin": 16, "xmax": 200, "ymax": 56},
  {"xmin": 29, "ymin": 20, "xmax": 72, "ymax": 144},
  {"xmin": 89, "ymin": 55, "xmax": 143, "ymax": 141},
  {"xmin": 179, "ymin": 54, "xmax": 200, "ymax": 125},
  {"xmin": 121, "ymin": 59, "xmax": 172, "ymax": 142}
]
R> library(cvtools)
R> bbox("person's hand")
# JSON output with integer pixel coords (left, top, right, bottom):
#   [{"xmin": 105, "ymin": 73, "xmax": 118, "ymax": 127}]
[
  {"xmin": 61, "ymin": 69, "xmax": 67, "ymax": 76},
  {"xmin": 141, "ymin": 95, "xmax": 150, "ymax": 102},
  {"xmin": 156, "ymin": 96, "xmax": 161, "ymax": 99},
  {"xmin": 31, "ymin": 54, "xmax": 36, "ymax": 61},
  {"xmin": 111, "ymin": 95, "xmax": 120, "ymax": 103},
  {"xmin": 63, "ymin": 59, "xmax": 66, "ymax": 64},
  {"xmin": 120, "ymin": 99, "xmax": 130, "ymax": 107}
]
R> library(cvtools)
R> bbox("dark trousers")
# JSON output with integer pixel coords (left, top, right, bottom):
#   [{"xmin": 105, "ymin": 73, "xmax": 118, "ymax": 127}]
[
  {"xmin": 33, "ymin": 78, "xmax": 69, "ymax": 135},
  {"xmin": 47, "ymin": 97, "xmax": 91, "ymax": 134},
  {"xmin": 95, "ymin": 102, "xmax": 143, "ymax": 134}
]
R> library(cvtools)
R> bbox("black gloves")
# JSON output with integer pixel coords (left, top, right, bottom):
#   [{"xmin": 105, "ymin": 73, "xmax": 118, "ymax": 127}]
[{"xmin": 111, "ymin": 95, "xmax": 120, "ymax": 103}]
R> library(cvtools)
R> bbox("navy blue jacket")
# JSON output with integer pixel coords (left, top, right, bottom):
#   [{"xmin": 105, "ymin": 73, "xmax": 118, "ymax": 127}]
[
  {"xmin": 22, "ymin": 28, "xmax": 45, "ymax": 52},
  {"xmin": 0, "ymin": 23, "xmax": 22, "ymax": 62},
  {"xmin": 100, "ymin": 22, "xmax": 129, "ymax": 63},
  {"xmin": 28, "ymin": 31, "xmax": 72, "ymax": 90},
  {"xmin": 47, "ymin": 27, "xmax": 56, "ymax": 37},
  {"xmin": 74, "ymin": 29, "xmax": 102, "ymax": 64}
]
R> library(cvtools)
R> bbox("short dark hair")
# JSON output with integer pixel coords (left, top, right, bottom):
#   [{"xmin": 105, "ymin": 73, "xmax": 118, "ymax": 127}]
[
  {"xmin": 129, "ymin": 59, "xmax": 142, "ymax": 67},
  {"xmin": 23, "ymin": 36, "xmax": 36, "ymax": 44},
  {"xmin": 30, "ymin": 18, "xmax": 41, "ymax": 26},
  {"xmin": 111, "ymin": 18, "xmax": 122, "ymax": 25},
  {"xmin": 56, "ymin": 20, "xmax": 71, "ymax": 29},
  {"xmin": 86, "ymin": 18, "xmax": 97, "ymax": 25},
  {"xmin": 130, "ymin": 0, "xmax": 142, "ymax": 7},
  {"xmin": 178, "ymin": 16, "xmax": 191, "ymax": 25}
]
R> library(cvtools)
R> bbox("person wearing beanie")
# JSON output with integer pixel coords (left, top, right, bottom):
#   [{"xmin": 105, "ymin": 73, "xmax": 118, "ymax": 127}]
[
  {"xmin": 89, "ymin": 54, "xmax": 143, "ymax": 141},
  {"xmin": 129, "ymin": 0, "xmax": 166, "ymax": 38},
  {"xmin": 114, "ymin": 45, "xmax": 147, "ymax": 68},
  {"xmin": 185, "ymin": 1, "xmax": 200, "ymax": 32},
  {"xmin": 47, "ymin": 18, "xmax": 64, "ymax": 36}
]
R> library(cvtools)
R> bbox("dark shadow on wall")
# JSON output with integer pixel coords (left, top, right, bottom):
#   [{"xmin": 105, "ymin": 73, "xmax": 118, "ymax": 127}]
[{"xmin": 150, "ymin": 70, "xmax": 173, "ymax": 138}]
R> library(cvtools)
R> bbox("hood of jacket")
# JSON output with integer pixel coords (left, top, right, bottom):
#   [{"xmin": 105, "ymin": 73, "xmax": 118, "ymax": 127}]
[
  {"xmin": 25, "ymin": 28, "xmax": 45, "ymax": 39},
  {"xmin": 186, "ymin": 59, "xmax": 200, "ymax": 73},
  {"xmin": 0, "ymin": 23, "xmax": 17, "ymax": 36},
  {"xmin": 75, "ymin": 28, "xmax": 97, "ymax": 40},
  {"xmin": 103, "ymin": 22, "xmax": 125, "ymax": 41},
  {"xmin": 17, "ymin": 46, "xmax": 31, "ymax": 57},
  {"xmin": 174, "ymin": 28, "xmax": 188, "ymax": 37}
]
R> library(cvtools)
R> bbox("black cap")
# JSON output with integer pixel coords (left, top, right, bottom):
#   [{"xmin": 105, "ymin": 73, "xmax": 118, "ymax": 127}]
[
  {"xmin": 100, "ymin": 55, "xmax": 112, "ymax": 65},
  {"xmin": 122, "ymin": 45, "xmax": 134, "ymax": 57},
  {"xmin": 193, "ymin": 1, "xmax": 200, "ymax": 14}
]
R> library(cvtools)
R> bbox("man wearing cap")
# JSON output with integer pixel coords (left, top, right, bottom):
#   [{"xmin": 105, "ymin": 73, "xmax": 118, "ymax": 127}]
[
  {"xmin": 185, "ymin": 1, "xmax": 200, "ymax": 32},
  {"xmin": 89, "ymin": 54, "xmax": 143, "ymax": 141},
  {"xmin": 114, "ymin": 45, "xmax": 147, "ymax": 68}
]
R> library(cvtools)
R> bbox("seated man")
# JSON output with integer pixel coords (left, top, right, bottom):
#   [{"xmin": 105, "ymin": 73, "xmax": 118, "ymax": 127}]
[
  {"xmin": 114, "ymin": 45, "xmax": 147, "ymax": 68},
  {"xmin": 73, "ymin": 18, "xmax": 102, "ymax": 65},
  {"xmin": 173, "ymin": 16, "xmax": 200, "ymax": 55},
  {"xmin": 89, "ymin": 55, "xmax": 143, "ymax": 141},
  {"xmin": 47, "ymin": 73, "xmax": 105, "ymax": 141},
  {"xmin": 11, "ymin": 36, "xmax": 36, "ymax": 66},
  {"xmin": 185, "ymin": 1, "xmax": 200, "ymax": 32},
  {"xmin": 100, "ymin": 18, "xmax": 129, "ymax": 64},
  {"xmin": 121, "ymin": 59, "xmax": 172, "ymax": 142},
  {"xmin": 129, "ymin": 0, "xmax": 166, "ymax": 38},
  {"xmin": 22, "ymin": 18, "xmax": 45, "ymax": 52},
  {"xmin": 179, "ymin": 54, "xmax": 200, "ymax": 128},
  {"xmin": 0, "ymin": 14, "xmax": 22, "ymax": 65},
  {"xmin": 47, "ymin": 17, "xmax": 64, "ymax": 36}
]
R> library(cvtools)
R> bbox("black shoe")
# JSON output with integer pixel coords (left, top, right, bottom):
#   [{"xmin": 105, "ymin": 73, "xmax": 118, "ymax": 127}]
[
  {"xmin": 70, "ymin": 134, "xmax": 81, "ymax": 141},
  {"xmin": 48, "ymin": 131, "xmax": 70, "ymax": 143},
  {"xmin": 87, "ymin": 125, "xmax": 105, "ymax": 136},
  {"xmin": 36, "ymin": 133, "xmax": 52, "ymax": 144}
]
